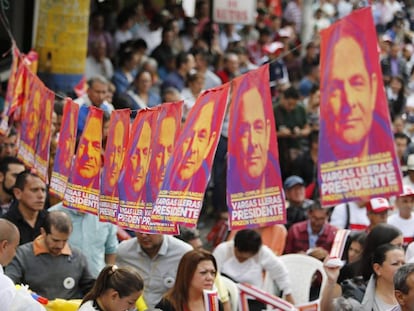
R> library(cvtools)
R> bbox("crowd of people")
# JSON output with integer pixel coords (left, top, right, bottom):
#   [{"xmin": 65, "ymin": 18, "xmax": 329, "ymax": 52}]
[{"xmin": 3, "ymin": 0, "xmax": 414, "ymax": 310}]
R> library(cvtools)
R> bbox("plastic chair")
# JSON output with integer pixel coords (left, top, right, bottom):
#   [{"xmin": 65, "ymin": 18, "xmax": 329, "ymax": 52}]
[
  {"xmin": 221, "ymin": 275, "xmax": 240, "ymax": 311},
  {"xmin": 226, "ymin": 224, "xmax": 287, "ymax": 255},
  {"xmin": 267, "ymin": 254, "xmax": 327, "ymax": 307}
]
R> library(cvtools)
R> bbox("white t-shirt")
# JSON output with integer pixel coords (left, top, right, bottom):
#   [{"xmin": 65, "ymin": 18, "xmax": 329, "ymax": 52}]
[
  {"xmin": 388, "ymin": 213, "xmax": 414, "ymax": 245},
  {"xmin": 213, "ymin": 241, "xmax": 292, "ymax": 295},
  {"xmin": 0, "ymin": 266, "xmax": 15, "ymax": 311},
  {"xmin": 330, "ymin": 202, "xmax": 369, "ymax": 231}
]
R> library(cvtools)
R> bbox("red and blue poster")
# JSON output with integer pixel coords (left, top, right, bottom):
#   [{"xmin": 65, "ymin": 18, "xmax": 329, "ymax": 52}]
[
  {"xmin": 227, "ymin": 65, "xmax": 286, "ymax": 230},
  {"xmin": 50, "ymin": 98, "xmax": 79, "ymax": 198},
  {"xmin": 152, "ymin": 84, "xmax": 229, "ymax": 228},
  {"xmin": 64, "ymin": 106, "xmax": 103, "ymax": 214},
  {"xmin": 140, "ymin": 101, "xmax": 183, "ymax": 234},
  {"xmin": 99, "ymin": 109, "xmax": 130, "ymax": 223},
  {"xmin": 117, "ymin": 108, "xmax": 159, "ymax": 230},
  {"xmin": 318, "ymin": 8, "xmax": 403, "ymax": 206},
  {"xmin": 17, "ymin": 73, "xmax": 43, "ymax": 168},
  {"xmin": 34, "ymin": 87, "xmax": 55, "ymax": 183}
]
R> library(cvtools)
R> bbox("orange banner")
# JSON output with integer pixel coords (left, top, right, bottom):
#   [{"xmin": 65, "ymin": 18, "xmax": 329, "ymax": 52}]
[
  {"xmin": 118, "ymin": 108, "xmax": 160, "ymax": 230},
  {"xmin": 227, "ymin": 65, "xmax": 286, "ymax": 230},
  {"xmin": 49, "ymin": 98, "xmax": 79, "ymax": 198},
  {"xmin": 64, "ymin": 106, "xmax": 103, "ymax": 214},
  {"xmin": 99, "ymin": 109, "xmax": 130, "ymax": 223},
  {"xmin": 34, "ymin": 87, "xmax": 55, "ymax": 183},
  {"xmin": 140, "ymin": 101, "xmax": 183, "ymax": 234},
  {"xmin": 0, "ymin": 44, "xmax": 20, "ymax": 135},
  {"xmin": 152, "ymin": 84, "xmax": 229, "ymax": 228},
  {"xmin": 17, "ymin": 73, "xmax": 44, "ymax": 168},
  {"xmin": 318, "ymin": 8, "xmax": 403, "ymax": 206}
]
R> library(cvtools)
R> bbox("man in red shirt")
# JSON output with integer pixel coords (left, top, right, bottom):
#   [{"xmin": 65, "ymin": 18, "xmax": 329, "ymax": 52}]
[{"xmin": 284, "ymin": 201, "xmax": 337, "ymax": 260}]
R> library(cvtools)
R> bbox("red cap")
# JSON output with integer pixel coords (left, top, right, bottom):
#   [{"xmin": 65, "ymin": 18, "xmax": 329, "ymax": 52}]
[
  {"xmin": 263, "ymin": 42, "xmax": 284, "ymax": 55},
  {"xmin": 399, "ymin": 185, "xmax": 414, "ymax": 197},
  {"xmin": 366, "ymin": 197, "xmax": 392, "ymax": 213}
]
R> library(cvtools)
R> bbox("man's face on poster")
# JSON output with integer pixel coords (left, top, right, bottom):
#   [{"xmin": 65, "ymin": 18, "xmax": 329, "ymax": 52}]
[
  {"xmin": 327, "ymin": 36, "xmax": 377, "ymax": 145},
  {"xmin": 155, "ymin": 116, "xmax": 176, "ymax": 188},
  {"xmin": 59, "ymin": 112, "xmax": 76, "ymax": 170},
  {"xmin": 129, "ymin": 121, "xmax": 151, "ymax": 192},
  {"xmin": 75, "ymin": 116, "xmax": 102, "ymax": 181},
  {"xmin": 107, "ymin": 120, "xmax": 126, "ymax": 188},
  {"xmin": 40, "ymin": 99, "xmax": 53, "ymax": 152},
  {"xmin": 27, "ymin": 91, "xmax": 41, "ymax": 141},
  {"xmin": 237, "ymin": 87, "xmax": 270, "ymax": 179},
  {"xmin": 180, "ymin": 101, "xmax": 215, "ymax": 181}
]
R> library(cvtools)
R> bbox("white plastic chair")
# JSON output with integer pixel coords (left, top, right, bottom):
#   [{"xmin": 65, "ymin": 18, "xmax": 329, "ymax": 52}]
[
  {"xmin": 273, "ymin": 254, "xmax": 327, "ymax": 308},
  {"xmin": 221, "ymin": 275, "xmax": 240, "ymax": 311}
]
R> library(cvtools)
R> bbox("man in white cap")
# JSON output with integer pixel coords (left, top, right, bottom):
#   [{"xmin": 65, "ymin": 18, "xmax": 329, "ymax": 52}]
[
  {"xmin": 366, "ymin": 197, "xmax": 393, "ymax": 232},
  {"xmin": 388, "ymin": 185, "xmax": 414, "ymax": 247}
]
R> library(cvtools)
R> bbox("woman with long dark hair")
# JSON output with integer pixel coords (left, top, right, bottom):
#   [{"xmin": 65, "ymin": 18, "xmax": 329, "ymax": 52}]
[
  {"xmin": 155, "ymin": 249, "xmax": 223, "ymax": 311},
  {"xmin": 78, "ymin": 265, "xmax": 144, "ymax": 311}
]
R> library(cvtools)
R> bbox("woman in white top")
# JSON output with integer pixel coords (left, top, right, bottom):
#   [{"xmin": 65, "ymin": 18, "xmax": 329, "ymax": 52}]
[{"xmin": 78, "ymin": 265, "xmax": 143, "ymax": 311}]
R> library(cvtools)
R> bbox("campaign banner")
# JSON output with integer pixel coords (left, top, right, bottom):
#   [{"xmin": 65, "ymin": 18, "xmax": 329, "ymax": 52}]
[
  {"xmin": 34, "ymin": 87, "xmax": 55, "ymax": 183},
  {"xmin": 238, "ymin": 283, "xmax": 296, "ymax": 311},
  {"xmin": 9, "ymin": 62, "xmax": 28, "ymax": 123},
  {"xmin": 318, "ymin": 8, "xmax": 403, "ymax": 206},
  {"xmin": 152, "ymin": 85, "xmax": 229, "ymax": 228},
  {"xmin": 63, "ymin": 106, "xmax": 103, "ymax": 214},
  {"xmin": 10, "ymin": 52, "xmax": 38, "ymax": 123},
  {"xmin": 17, "ymin": 73, "xmax": 43, "ymax": 168},
  {"xmin": 213, "ymin": 0, "xmax": 256, "ymax": 25},
  {"xmin": 49, "ymin": 98, "xmax": 79, "ymax": 198},
  {"xmin": 99, "ymin": 109, "xmax": 130, "ymax": 223},
  {"xmin": 227, "ymin": 65, "xmax": 286, "ymax": 230},
  {"xmin": 0, "ymin": 44, "xmax": 20, "ymax": 135},
  {"xmin": 117, "ymin": 108, "xmax": 160, "ymax": 230},
  {"xmin": 139, "ymin": 101, "xmax": 183, "ymax": 234}
]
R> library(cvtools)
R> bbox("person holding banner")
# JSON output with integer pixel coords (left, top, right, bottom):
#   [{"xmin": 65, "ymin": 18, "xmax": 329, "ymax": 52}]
[{"xmin": 155, "ymin": 249, "xmax": 223, "ymax": 311}]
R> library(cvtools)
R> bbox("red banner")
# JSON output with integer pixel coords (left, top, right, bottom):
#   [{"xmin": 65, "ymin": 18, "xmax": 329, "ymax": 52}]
[
  {"xmin": 49, "ymin": 98, "xmax": 79, "ymax": 198},
  {"xmin": 152, "ymin": 85, "xmax": 229, "ymax": 228},
  {"xmin": 140, "ymin": 101, "xmax": 183, "ymax": 234},
  {"xmin": 0, "ymin": 44, "xmax": 20, "ymax": 135},
  {"xmin": 318, "ymin": 8, "xmax": 403, "ymax": 206},
  {"xmin": 17, "ymin": 73, "xmax": 43, "ymax": 168},
  {"xmin": 63, "ymin": 106, "xmax": 103, "ymax": 214},
  {"xmin": 34, "ymin": 87, "xmax": 55, "ymax": 183},
  {"xmin": 227, "ymin": 65, "xmax": 286, "ymax": 230},
  {"xmin": 117, "ymin": 108, "xmax": 160, "ymax": 230},
  {"xmin": 99, "ymin": 109, "xmax": 130, "ymax": 223}
]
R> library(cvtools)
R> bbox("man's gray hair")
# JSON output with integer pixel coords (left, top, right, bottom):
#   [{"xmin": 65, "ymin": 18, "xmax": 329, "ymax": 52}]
[
  {"xmin": 87, "ymin": 75, "xmax": 109, "ymax": 88},
  {"xmin": 394, "ymin": 263, "xmax": 414, "ymax": 294}
]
